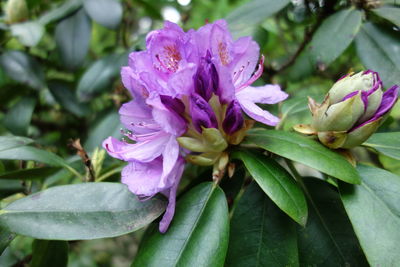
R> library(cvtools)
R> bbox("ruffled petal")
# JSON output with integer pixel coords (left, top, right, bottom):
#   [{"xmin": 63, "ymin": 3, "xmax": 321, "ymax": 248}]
[
  {"xmin": 237, "ymin": 98, "xmax": 281, "ymax": 126},
  {"xmin": 235, "ymin": 84, "xmax": 288, "ymax": 104},
  {"xmin": 121, "ymin": 158, "xmax": 164, "ymax": 197},
  {"xmin": 159, "ymin": 157, "xmax": 185, "ymax": 233},
  {"xmin": 102, "ymin": 133, "xmax": 169, "ymax": 162}
]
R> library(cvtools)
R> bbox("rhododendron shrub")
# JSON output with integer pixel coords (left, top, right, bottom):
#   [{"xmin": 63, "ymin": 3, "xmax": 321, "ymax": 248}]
[{"xmin": 0, "ymin": 1, "xmax": 399, "ymax": 266}]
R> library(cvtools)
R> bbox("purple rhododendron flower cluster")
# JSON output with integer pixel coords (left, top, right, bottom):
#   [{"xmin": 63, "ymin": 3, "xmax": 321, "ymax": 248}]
[{"xmin": 103, "ymin": 20, "xmax": 288, "ymax": 232}]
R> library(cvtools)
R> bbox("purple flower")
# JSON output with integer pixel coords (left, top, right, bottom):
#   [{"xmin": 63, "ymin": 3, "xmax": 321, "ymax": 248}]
[{"xmin": 103, "ymin": 19, "xmax": 288, "ymax": 233}]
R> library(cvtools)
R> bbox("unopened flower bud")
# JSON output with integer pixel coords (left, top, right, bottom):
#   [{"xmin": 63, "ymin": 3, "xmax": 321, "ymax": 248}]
[{"xmin": 295, "ymin": 70, "xmax": 399, "ymax": 149}]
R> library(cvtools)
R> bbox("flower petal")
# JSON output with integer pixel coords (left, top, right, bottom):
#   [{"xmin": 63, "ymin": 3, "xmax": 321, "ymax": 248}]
[
  {"xmin": 236, "ymin": 84, "xmax": 288, "ymax": 104},
  {"xmin": 159, "ymin": 157, "xmax": 185, "ymax": 233},
  {"xmin": 102, "ymin": 133, "xmax": 169, "ymax": 162}
]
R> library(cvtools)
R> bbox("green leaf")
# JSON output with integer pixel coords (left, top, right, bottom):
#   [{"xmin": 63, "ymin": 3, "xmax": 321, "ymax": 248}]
[
  {"xmin": 48, "ymin": 80, "xmax": 89, "ymax": 117},
  {"xmin": 226, "ymin": 182, "xmax": 299, "ymax": 267},
  {"xmin": 39, "ymin": 0, "xmax": 83, "ymax": 24},
  {"xmin": 133, "ymin": 182, "xmax": 229, "ymax": 267},
  {"xmin": 3, "ymin": 97, "xmax": 36, "ymax": 136},
  {"xmin": 55, "ymin": 8, "xmax": 92, "ymax": 70},
  {"xmin": 84, "ymin": 110, "xmax": 122, "ymax": 151},
  {"xmin": 298, "ymin": 179, "xmax": 367, "ymax": 266},
  {"xmin": 0, "ymin": 146, "xmax": 67, "ymax": 167},
  {"xmin": 355, "ymin": 23, "xmax": 400, "ymax": 87},
  {"xmin": 0, "ymin": 167, "xmax": 59, "ymax": 180},
  {"xmin": 0, "ymin": 227, "xmax": 15, "ymax": 256},
  {"xmin": 363, "ymin": 132, "xmax": 400, "ymax": 160},
  {"xmin": 232, "ymin": 149, "xmax": 307, "ymax": 225},
  {"xmin": 10, "ymin": 21, "xmax": 44, "ymax": 47},
  {"xmin": 31, "ymin": 240, "xmax": 68, "ymax": 267},
  {"xmin": 244, "ymin": 129, "xmax": 360, "ymax": 184},
  {"xmin": 0, "ymin": 179, "xmax": 24, "ymax": 199},
  {"xmin": 83, "ymin": 0, "xmax": 122, "ymax": 29},
  {"xmin": 0, "ymin": 183, "xmax": 166, "ymax": 240},
  {"xmin": 0, "ymin": 136, "xmax": 33, "ymax": 152},
  {"xmin": 372, "ymin": 6, "xmax": 400, "ymax": 27},
  {"xmin": 76, "ymin": 53, "xmax": 127, "ymax": 101},
  {"xmin": 0, "ymin": 51, "xmax": 45, "ymax": 89},
  {"xmin": 288, "ymin": 9, "xmax": 363, "ymax": 79},
  {"xmin": 340, "ymin": 165, "xmax": 400, "ymax": 266},
  {"xmin": 226, "ymin": 0, "xmax": 291, "ymax": 37}
]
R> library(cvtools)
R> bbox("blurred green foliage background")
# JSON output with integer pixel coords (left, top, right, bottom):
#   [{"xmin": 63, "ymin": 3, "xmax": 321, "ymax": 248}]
[{"xmin": 0, "ymin": 0, "xmax": 399, "ymax": 266}]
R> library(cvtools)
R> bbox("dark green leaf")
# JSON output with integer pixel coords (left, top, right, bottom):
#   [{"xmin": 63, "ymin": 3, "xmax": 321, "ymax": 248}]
[
  {"xmin": 226, "ymin": 0, "xmax": 291, "ymax": 37},
  {"xmin": 372, "ymin": 6, "xmax": 400, "ymax": 27},
  {"xmin": 232, "ymin": 149, "xmax": 307, "ymax": 225},
  {"xmin": 0, "ymin": 183, "xmax": 166, "ymax": 240},
  {"xmin": 84, "ymin": 110, "xmax": 122, "ymax": 151},
  {"xmin": 226, "ymin": 182, "xmax": 299, "ymax": 267},
  {"xmin": 363, "ymin": 132, "xmax": 400, "ymax": 160},
  {"xmin": 48, "ymin": 80, "xmax": 89, "ymax": 117},
  {"xmin": 340, "ymin": 165, "xmax": 400, "ymax": 266},
  {"xmin": 76, "ymin": 53, "xmax": 127, "ymax": 101},
  {"xmin": 31, "ymin": 240, "xmax": 68, "ymax": 267},
  {"xmin": 39, "ymin": 0, "xmax": 83, "ymax": 24},
  {"xmin": 244, "ymin": 129, "xmax": 360, "ymax": 184},
  {"xmin": 0, "ymin": 146, "xmax": 67, "ymax": 167},
  {"xmin": 133, "ymin": 182, "xmax": 229, "ymax": 267},
  {"xmin": 298, "ymin": 179, "xmax": 366, "ymax": 266},
  {"xmin": 355, "ymin": 23, "xmax": 400, "ymax": 87},
  {"xmin": 55, "ymin": 8, "xmax": 91, "ymax": 70},
  {"xmin": 288, "ymin": 9, "xmax": 362, "ymax": 79},
  {"xmin": 3, "ymin": 97, "xmax": 36, "ymax": 136},
  {"xmin": 10, "ymin": 21, "xmax": 44, "ymax": 47},
  {"xmin": 0, "ymin": 227, "xmax": 15, "ymax": 256},
  {"xmin": 0, "ymin": 179, "xmax": 24, "ymax": 199},
  {"xmin": 0, "ymin": 167, "xmax": 59, "ymax": 180},
  {"xmin": 0, "ymin": 51, "xmax": 45, "ymax": 89},
  {"xmin": 83, "ymin": 0, "xmax": 122, "ymax": 29},
  {"xmin": 0, "ymin": 136, "xmax": 33, "ymax": 152}
]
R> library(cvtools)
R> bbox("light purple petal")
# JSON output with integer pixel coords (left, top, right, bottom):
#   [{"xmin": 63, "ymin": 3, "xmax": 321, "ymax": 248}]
[
  {"xmin": 237, "ymin": 98, "xmax": 281, "ymax": 126},
  {"xmin": 236, "ymin": 84, "xmax": 288, "ymax": 104},
  {"xmin": 159, "ymin": 157, "xmax": 185, "ymax": 233},
  {"xmin": 231, "ymin": 37, "xmax": 259, "ymax": 88},
  {"xmin": 121, "ymin": 157, "xmax": 164, "ymax": 197},
  {"xmin": 160, "ymin": 136, "xmax": 180, "ymax": 189},
  {"xmin": 102, "ymin": 133, "xmax": 169, "ymax": 162}
]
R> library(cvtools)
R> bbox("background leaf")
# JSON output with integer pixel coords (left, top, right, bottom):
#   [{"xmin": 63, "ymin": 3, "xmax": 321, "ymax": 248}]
[
  {"xmin": 10, "ymin": 21, "xmax": 45, "ymax": 47},
  {"xmin": 3, "ymin": 97, "xmax": 36, "ymax": 136},
  {"xmin": 226, "ymin": 182, "xmax": 299, "ymax": 267},
  {"xmin": 340, "ymin": 165, "xmax": 400, "ymax": 266},
  {"xmin": 48, "ymin": 80, "xmax": 89, "ymax": 117},
  {"xmin": 0, "ymin": 136, "xmax": 33, "ymax": 152},
  {"xmin": 243, "ymin": 129, "xmax": 360, "ymax": 184},
  {"xmin": 0, "ymin": 167, "xmax": 59, "ymax": 181},
  {"xmin": 363, "ymin": 132, "xmax": 400, "ymax": 160},
  {"xmin": 83, "ymin": 0, "xmax": 123, "ymax": 29},
  {"xmin": 133, "ymin": 182, "xmax": 229, "ymax": 267},
  {"xmin": 76, "ymin": 53, "xmax": 127, "ymax": 101},
  {"xmin": 372, "ymin": 6, "xmax": 400, "ymax": 27},
  {"xmin": 39, "ymin": 0, "xmax": 83, "ymax": 24},
  {"xmin": 298, "ymin": 179, "xmax": 367, "ymax": 266},
  {"xmin": 55, "ymin": 8, "xmax": 92, "ymax": 70},
  {"xmin": 288, "ymin": 9, "xmax": 363, "ymax": 79},
  {"xmin": 31, "ymin": 240, "xmax": 68, "ymax": 267},
  {"xmin": 0, "ymin": 51, "xmax": 45, "ymax": 89},
  {"xmin": 232, "ymin": 149, "xmax": 308, "ymax": 225},
  {"xmin": 0, "ymin": 183, "xmax": 166, "ymax": 240},
  {"xmin": 355, "ymin": 23, "xmax": 400, "ymax": 87},
  {"xmin": 0, "ymin": 227, "xmax": 15, "ymax": 256},
  {"xmin": 226, "ymin": 0, "xmax": 291, "ymax": 37},
  {"xmin": 0, "ymin": 146, "xmax": 67, "ymax": 167}
]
